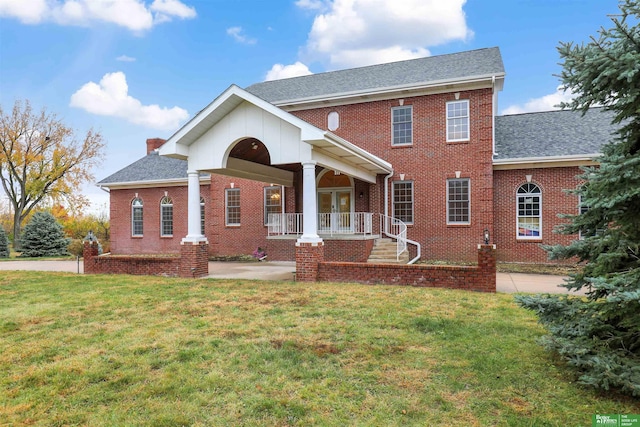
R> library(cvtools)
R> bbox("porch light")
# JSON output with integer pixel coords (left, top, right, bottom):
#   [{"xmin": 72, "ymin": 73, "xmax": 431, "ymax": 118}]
[
  {"xmin": 359, "ymin": 192, "xmax": 364, "ymax": 199},
  {"xmin": 483, "ymin": 229, "xmax": 490, "ymax": 245}
]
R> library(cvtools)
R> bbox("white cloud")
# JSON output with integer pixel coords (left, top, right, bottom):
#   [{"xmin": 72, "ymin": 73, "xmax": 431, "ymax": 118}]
[
  {"xmin": 265, "ymin": 62, "xmax": 314, "ymax": 81},
  {"xmin": 0, "ymin": 0, "xmax": 196, "ymax": 32},
  {"xmin": 501, "ymin": 86, "xmax": 575, "ymax": 115},
  {"xmin": 116, "ymin": 55, "xmax": 136, "ymax": 62},
  {"xmin": 0, "ymin": 0, "xmax": 48, "ymax": 24},
  {"xmin": 301, "ymin": 0, "xmax": 472, "ymax": 69},
  {"xmin": 295, "ymin": 0, "xmax": 328, "ymax": 11},
  {"xmin": 70, "ymin": 71, "xmax": 189, "ymax": 131},
  {"xmin": 226, "ymin": 26, "xmax": 257, "ymax": 45}
]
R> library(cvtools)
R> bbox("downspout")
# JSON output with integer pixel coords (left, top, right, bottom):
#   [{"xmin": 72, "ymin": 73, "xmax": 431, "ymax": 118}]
[
  {"xmin": 492, "ymin": 75, "xmax": 497, "ymax": 156},
  {"xmin": 383, "ymin": 170, "xmax": 394, "ymax": 219}
]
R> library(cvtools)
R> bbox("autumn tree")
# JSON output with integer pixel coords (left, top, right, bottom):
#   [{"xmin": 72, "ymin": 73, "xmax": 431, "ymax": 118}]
[
  {"xmin": 516, "ymin": 0, "xmax": 640, "ymax": 396},
  {"xmin": 0, "ymin": 100, "xmax": 104, "ymax": 249}
]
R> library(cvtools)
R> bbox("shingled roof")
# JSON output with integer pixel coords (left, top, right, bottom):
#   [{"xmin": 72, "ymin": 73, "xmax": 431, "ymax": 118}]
[
  {"xmin": 98, "ymin": 151, "xmax": 191, "ymax": 185},
  {"xmin": 245, "ymin": 47, "xmax": 505, "ymax": 104},
  {"xmin": 494, "ymin": 108, "xmax": 618, "ymax": 160}
]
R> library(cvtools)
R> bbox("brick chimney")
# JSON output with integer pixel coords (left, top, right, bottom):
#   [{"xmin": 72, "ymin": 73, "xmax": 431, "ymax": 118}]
[{"xmin": 146, "ymin": 138, "xmax": 166, "ymax": 154}]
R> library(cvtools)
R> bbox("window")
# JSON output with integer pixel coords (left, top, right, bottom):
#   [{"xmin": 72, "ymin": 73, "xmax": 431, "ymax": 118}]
[
  {"xmin": 447, "ymin": 178, "xmax": 470, "ymax": 224},
  {"xmin": 200, "ymin": 197, "xmax": 205, "ymax": 235},
  {"xmin": 517, "ymin": 183, "xmax": 541, "ymax": 239},
  {"xmin": 392, "ymin": 181, "xmax": 414, "ymax": 224},
  {"xmin": 578, "ymin": 194, "xmax": 590, "ymax": 240},
  {"xmin": 328, "ymin": 111, "xmax": 339, "ymax": 131},
  {"xmin": 264, "ymin": 186, "xmax": 283, "ymax": 225},
  {"xmin": 446, "ymin": 100, "xmax": 469, "ymax": 141},
  {"xmin": 392, "ymin": 105, "xmax": 412, "ymax": 145},
  {"xmin": 131, "ymin": 197, "xmax": 143, "ymax": 236},
  {"xmin": 160, "ymin": 196, "xmax": 173, "ymax": 236},
  {"xmin": 225, "ymin": 188, "xmax": 240, "ymax": 226}
]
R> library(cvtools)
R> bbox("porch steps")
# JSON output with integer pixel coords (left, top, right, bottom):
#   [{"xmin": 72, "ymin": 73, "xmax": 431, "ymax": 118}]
[{"xmin": 367, "ymin": 238, "xmax": 410, "ymax": 264}]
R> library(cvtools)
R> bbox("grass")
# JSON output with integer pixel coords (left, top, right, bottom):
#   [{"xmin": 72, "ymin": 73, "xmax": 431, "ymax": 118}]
[{"xmin": 1, "ymin": 272, "xmax": 637, "ymax": 426}]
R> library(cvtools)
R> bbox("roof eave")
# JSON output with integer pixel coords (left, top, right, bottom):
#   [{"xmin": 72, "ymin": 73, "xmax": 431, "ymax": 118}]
[
  {"xmin": 97, "ymin": 175, "xmax": 211, "ymax": 190},
  {"xmin": 493, "ymin": 153, "xmax": 600, "ymax": 170},
  {"xmin": 271, "ymin": 72, "xmax": 506, "ymax": 108}
]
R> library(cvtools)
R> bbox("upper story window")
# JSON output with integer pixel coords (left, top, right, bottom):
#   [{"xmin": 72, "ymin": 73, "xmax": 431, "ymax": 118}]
[
  {"xmin": 131, "ymin": 197, "xmax": 143, "ymax": 236},
  {"xmin": 392, "ymin": 105, "xmax": 412, "ymax": 145},
  {"xmin": 446, "ymin": 100, "xmax": 469, "ymax": 141},
  {"xmin": 225, "ymin": 188, "xmax": 240, "ymax": 226},
  {"xmin": 264, "ymin": 186, "xmax": 283, "ymax": 225},
  {"xmin": 392, "ymin": 181, "xmax": 414, "ymax": 224},
  {"xmin": 328, "ymin": 111, "xmax": 339, "ymax": 131},
  {"xmin": 517, "ymin": 183, "xmax": 541, "ymax": 239},
  {"xmin": 447, "ymin": 178, "xmax": 470, "ymax": 224},
  {"xmin": 160, "ymin": 196, "xmax": 173, "ymax": 237},
  {"xmin": 200, "ymin": 197, "xmax": 205, "ymax": 236}
]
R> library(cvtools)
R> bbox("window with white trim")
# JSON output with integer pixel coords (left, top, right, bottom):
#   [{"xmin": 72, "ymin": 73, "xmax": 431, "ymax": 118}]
[
  {"xmin": 392, "ymin": 106, "xmax": 412, "ymax": 145},
  {"xmin": 446, "ymin": 100, "xmax": 469, "ymax": 141},
  {"xmin": 200, "ymin": 197, "xmax": 205, "ymax": 235},
  {"xmin": 160, "ymin": 196, "xmax": 173, "ymax": 236},
  {"xmin": 225, "ymin": 188, "xmax": 240, "ymax": 226},
  {"xmin": 447, "ymin": 178, "xmax": 470, "ymax": 224},
  {"xmin": 392, "ymin": 181, "xmax": 413, "ymax": 224},
  {"xmin": 264, "ymin": 186, "xmax": 283, "ymax": 225},
  {"xmin": 517, "ymin": 183, "xmax": 541, "ymax": 239},
  {"xmin": 132, "ymin": 197, "xmax": 143, "ymax": 236}
]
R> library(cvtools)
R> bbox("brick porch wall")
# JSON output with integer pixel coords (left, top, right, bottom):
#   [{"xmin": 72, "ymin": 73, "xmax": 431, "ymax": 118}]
[
  {"xmin": 316, "ymin": 244, "xmax": 496, "ymax": 292},
  {"xmin": 267, "ymin": 238, "xmax": 374, "ymax": 262}
]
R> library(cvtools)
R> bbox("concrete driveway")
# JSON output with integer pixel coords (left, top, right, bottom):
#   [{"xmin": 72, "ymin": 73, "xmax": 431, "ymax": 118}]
[{"xmin": 0, "ymin": 259, "xmax": 583, "ymax": 294}]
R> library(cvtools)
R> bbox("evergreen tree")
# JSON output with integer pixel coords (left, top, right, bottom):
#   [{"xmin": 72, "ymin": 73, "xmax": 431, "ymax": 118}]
[
  {"xmin": 516, "ymin": 1, "xmax": 640, "ymax": 396},
  {"xmin": 19, "ymin": 212, "xmax": 70, "ymax": 257},
  {"xmin": 0, "ymin": 226, "xmax": 9, "ymax": 258}
]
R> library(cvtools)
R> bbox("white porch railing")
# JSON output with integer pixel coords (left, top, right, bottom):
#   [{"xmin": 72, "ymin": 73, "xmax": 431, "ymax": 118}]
[
  {"xmin": 267, "ymin": 213, "xmax": 375, "ymax": 236},
  {"xmin": 267, "ymin": 212, "xmax": 421, "ymax": 264}
]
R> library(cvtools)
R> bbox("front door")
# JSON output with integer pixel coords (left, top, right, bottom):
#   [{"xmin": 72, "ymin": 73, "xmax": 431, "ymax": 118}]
[{"xmin": 318, "ymin": 190, "xmax": 352, "ymax": 232}]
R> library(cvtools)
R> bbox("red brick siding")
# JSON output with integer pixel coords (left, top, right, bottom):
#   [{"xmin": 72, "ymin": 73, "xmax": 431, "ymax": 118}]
[
  {"xmin": 291, "ymin": 89, "xmax": 495, "ymax": 262},
  {"xmin": 316, "ymin": 245, "xmax": 496, "ymax": 292},
  {"xmin": 84, "ymin": 241, "xmax": 181, "ymax": 276},
  {"xmin": 295, "ymin": 241, "xmax": 324, "ymax": 282},
  {"xmin": 268, "ymin": 239, "xmax": 374, "ymax": 262},
  {"xmin": 493, "ymin": 167, "xmax": 582, "ymax": 263}
]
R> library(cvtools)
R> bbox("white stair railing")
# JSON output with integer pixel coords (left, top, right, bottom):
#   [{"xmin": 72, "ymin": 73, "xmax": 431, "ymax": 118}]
[{"xmin": 378, "ymin": 214, "xmax": 421, "ymax": 264}]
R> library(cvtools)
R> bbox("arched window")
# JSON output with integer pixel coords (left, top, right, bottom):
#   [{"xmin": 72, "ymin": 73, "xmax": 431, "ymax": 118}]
[
  {"xmin": 200, "ymin": 196, "xmax": 205, "ymax": 235},
  {"xmin": 132, "ymin": 197, "xmax": 143, "ymax": 236},
  {"xmin": 516, "ymin": 183, "xmax": 541, "ymax": 239},
  {"xmin": 160, "ymin": 196, "xmax": 173, "ymax": 237}
]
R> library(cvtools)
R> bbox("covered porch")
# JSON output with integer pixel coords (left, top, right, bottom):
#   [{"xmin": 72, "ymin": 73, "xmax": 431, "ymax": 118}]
[{"xmin": 158, "ymin": 85, "xmax": 398, "ymax": 279}]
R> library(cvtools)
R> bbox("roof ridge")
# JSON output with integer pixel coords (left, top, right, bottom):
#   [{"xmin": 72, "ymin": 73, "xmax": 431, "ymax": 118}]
[
  {"xmin": 498, "ymin": 106, "xmax": 606, "ymax": 118},
  {"xmin": 247, "ymin": 47, "xmax": 501, "ymax": 87}
]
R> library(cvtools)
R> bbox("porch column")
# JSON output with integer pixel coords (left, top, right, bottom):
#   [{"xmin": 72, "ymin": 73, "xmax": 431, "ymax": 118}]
[
  {"xmin": 299, "ymin": 161, "xmax": 322, "ymax": 243},
  {"xmin": 184, "ymin": 171, "xmax": 207, "ymax": 243},
  {"xmin": 180, "ymin": 170, "xmax": 208, "ymax": 278}
]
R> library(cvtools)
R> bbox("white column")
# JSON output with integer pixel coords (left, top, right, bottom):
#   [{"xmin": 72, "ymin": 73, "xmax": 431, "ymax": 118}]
[
  {"xmin": 183, "ymin": 171, "xmax": 208, "ymax": 243},
  {"xmin": 298, "ymin": 161, "xmax": 322, "ymax": 243}
]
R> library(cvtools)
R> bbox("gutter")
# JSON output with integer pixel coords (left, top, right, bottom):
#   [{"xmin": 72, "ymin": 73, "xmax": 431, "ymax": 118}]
[
  {"xmin": 96, "ymin": 175, "xmax": 212, "ymax": 190},
  {"xmin": 272, "ymin": 73, "xmax": 506, "ymax": 108}
]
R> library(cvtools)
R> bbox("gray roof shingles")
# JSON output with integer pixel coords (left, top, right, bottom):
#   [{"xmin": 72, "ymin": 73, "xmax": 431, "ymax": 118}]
[
  {"xmin": 494, "ymin": 108, "xmax": 618, "ymax": 159},
  {"xmin": 245, "ymin": 47, "xmax": 505, "ymax": 104},
  {"xmin": 98, "ymin": 151, "xmax": 189, "ymax": 185}
]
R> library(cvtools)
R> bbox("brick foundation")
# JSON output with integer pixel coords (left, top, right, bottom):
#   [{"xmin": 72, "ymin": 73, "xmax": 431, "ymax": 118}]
[
  {"xmin": 316, "ymin": 244, "xmax": 496, "ymax": 292},
  {"xmin": 269, "ymin": 238, "xmax": 374, "ymax": 262},
  {"xmin": 295, "ymin": 241, "xmax": 325, "ymax": 282}
]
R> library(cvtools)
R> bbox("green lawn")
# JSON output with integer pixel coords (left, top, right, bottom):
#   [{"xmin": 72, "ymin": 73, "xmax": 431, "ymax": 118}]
[{"xmin": 1, "ymin": 272, "xmax": 637, "ymax": 426}]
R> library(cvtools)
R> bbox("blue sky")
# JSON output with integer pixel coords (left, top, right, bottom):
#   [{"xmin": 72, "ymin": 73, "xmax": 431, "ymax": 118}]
[{"xmin": 0, "ymin": 0, "xmax": 621, "ymax": 214}]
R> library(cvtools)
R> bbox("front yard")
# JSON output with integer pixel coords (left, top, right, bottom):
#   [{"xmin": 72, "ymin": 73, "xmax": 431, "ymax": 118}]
[{"xmin": 1, "ymin": 271, "xmax": 637, "ymax": 426}]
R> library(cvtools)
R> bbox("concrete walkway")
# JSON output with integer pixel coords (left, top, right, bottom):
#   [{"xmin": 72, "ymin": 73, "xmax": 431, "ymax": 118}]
[{"xmin": 0, "ymin": 259, "xmax": 583, "ymax": 295}]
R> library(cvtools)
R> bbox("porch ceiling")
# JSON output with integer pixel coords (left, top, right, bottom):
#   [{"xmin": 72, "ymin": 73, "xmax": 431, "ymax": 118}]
[{"xmin": 159, "ymin": 85, "xmax": 392, "ymax": 184}]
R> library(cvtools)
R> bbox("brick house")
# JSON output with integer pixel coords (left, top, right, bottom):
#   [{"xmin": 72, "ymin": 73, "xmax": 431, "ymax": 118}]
[{"xmin": 98, "ymin": 47, "xmax": 616, "ymax": 268}]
